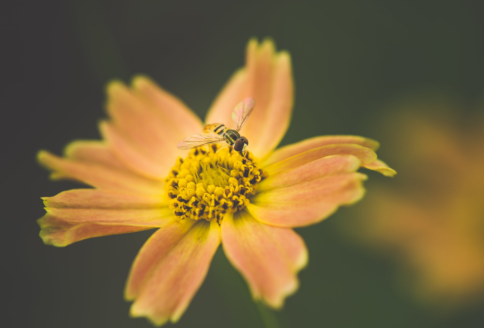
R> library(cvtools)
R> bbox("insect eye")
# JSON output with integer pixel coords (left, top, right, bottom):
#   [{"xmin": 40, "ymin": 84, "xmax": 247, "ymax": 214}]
[
  {"xmin": 234, "ymin": 138, "xmax": 244, "ymax": 151},
  {"xmin": 241, "ymin": 136, "xmax": 249, "ymax": 145}
]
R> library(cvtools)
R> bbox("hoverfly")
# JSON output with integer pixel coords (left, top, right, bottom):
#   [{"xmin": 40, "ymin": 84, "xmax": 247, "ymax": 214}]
[{"xmin": 177, "ymin": 97, "xmax": 255, "ymax": 155}]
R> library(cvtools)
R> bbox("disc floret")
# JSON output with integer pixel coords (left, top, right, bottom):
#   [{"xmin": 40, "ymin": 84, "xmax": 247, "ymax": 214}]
[{"xmin": 164, "ymin": 145, "xmax": 266, "ymax": 222}]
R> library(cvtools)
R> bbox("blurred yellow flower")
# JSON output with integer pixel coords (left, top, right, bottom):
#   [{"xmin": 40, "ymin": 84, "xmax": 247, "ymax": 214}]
[
  {"xmin": 37, "ymin": 38, "xmax": 394, "ymax": 326},
  {"xmin": 348, "ymin": 97, "xmax": 484, "ymax": 307}
]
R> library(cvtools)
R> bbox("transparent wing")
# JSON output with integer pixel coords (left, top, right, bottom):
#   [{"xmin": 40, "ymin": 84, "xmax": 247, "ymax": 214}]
[
  {"xmin": 231, "ymin": 97, "xmax": 255, "ymax": 131},
  {"xmin": 177, "ymin": 132, "xmax": 225, "ymax": 150}
]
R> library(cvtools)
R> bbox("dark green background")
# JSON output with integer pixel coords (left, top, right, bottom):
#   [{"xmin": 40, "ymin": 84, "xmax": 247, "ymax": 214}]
[{"xmin": 4, "ymin": 0, "xmax": 484, "ymax": 327}]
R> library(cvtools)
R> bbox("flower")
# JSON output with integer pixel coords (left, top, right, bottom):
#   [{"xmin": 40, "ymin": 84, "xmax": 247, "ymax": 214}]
[
  {"xmin": 38, "ymin": 38, "xmax": 395, "ymax": 326},
  {"xmin": 346, "ymin": 99, "xmax": 484, "ymax": 307}
]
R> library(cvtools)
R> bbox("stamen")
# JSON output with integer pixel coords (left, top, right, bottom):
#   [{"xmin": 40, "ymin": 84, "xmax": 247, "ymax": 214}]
[{"xmin": 164, "ymin": 145, "xmax": 266, "ymax": 222}]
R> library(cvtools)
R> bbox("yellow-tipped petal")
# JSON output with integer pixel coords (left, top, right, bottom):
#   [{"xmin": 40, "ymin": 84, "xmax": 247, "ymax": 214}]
[
  {"xmin": 99, "ymin": 121, "xmax": 171, "ymax": 180},
  {"xmin": 37, "ymin": 150, "xmax": 164, "ymax": 194},
  {"xmin": 264, "ymin": 144, "xmax": 377, "ymax": 176},
  {"xmin": 221, "ymin": 211, "xmax": 307, "ymax": 308},
  {"xmin": 38, "ymin": 215, "xmax": 153, "ymax": 247},
  {"xmin": 129, "ymin": 220, "xmax": 220, "ymax": 326},
  {"xmin": 38, "ymin": 189, "xmax": 171, "ymax": 246},
  {"xmin": 259, "ymin": 154, "xmax": 361, "ymax": 192},
  {"xmin": 43, "ymin": 189, "xmax": 165, "ymax": 209},
  {"xmin": 102, "ymin": 78, "xmax": 203, "ymax": 179},
  {"xmin": 248, "ymin": 173, "xmax": 367, "ymax": 227},
  {"xmin": 125, "ymin": 219, "xmax": 196, "ymax": 301},
  {"xmin": 131, "ymin": 75, "xmax": 203, "ymax": 137},
  {"xmin": 63, "ymin": 140, "xmax": 128, "ymax": 170},
  {"xmin": 262, "ymin": 135, "xmax": 380, "ymax": 167},
  {"xmin": 205, "ymin": 38, "xmax": 294, "ymax": 159},
  {"xmin": 363, "ymin": 159, "xmax": 397, "ymax": 177}
]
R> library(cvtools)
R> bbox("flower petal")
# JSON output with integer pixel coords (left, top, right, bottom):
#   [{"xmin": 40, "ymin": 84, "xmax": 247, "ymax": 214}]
[
  {"xmin": 43, "ymin": 189, "xmax": 166, "ymax": 209},
  {"xmin": 131, "ymin": 76, "xmax": 203, "ymax": 137},
  {"xmin": 248, "ymin": 173, "xmax": 367, "ymax": 227},
  {"xmin": 363, "ymin": 159, "xmax": 397, "ymax": 177},
  {"xmin": 129, "ymin": 220, "xmax": 220, "ymax": 326},
  {"xmin": 102, "ymin": 79, "xmax": 202, "ymax": 179},
  {"xmin": 39, "ymin": 189, "xmax": 172, "ymax": 246},
  {"xmin": 221, "ymin": 211, "xmax": 307, "ymax": 308},
  {"xmin": 125, "ymin": 219, "xmax": 195, "ymax": 301},
  {"xmin": 262, "ymin": 135, "xmax": 380, "ymax": 167},
  {"xmin": 99, "ymin": 121, "xmax": 171, "ymax": 179},
  {"xmin": 206, "ymin": 38, "xmax": 294, "ymax": 159},
  {"xmin": 37, "ymin": 150, "xmax": 164, "ymax": 195},
  {"xmin": 206, "ymin": 68, "xmax": 247, "ymax": 124},
  {"xmin": 264, "ymin": 144, "xmax": 377, "ymax": 176},
  {"xmin": 44, "ymin": 207, "xmax": 171, "ymax": 225},
  {"xmin": 38, "ymin": 215, "xmax": 153, "ymax": 247},
  {"xmin": 258, "ymin": 155, "xmax": 361, "ymax": 192},
  {"xmin": 64, "ymin": 140, "xmax": 128, "ymax": 170}
]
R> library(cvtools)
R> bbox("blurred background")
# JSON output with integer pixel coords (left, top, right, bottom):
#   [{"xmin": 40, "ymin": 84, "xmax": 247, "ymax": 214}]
[{"xmin": 3, "ymin": 0, "xmax": 484, "ymax": 327}]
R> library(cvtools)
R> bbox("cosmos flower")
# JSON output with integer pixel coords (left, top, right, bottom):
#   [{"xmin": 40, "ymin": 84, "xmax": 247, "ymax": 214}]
[
  {"xmin": 346, "ymin": 99, "xmax": 484, "ymax": 306},
  {"xmin": 38, "ymin": 38, "xmax": 395, "ymax": 326}
]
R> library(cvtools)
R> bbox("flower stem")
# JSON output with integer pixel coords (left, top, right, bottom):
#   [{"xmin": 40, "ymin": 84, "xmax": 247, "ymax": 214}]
[{"xmin": 256, "ymin": 302, "xmax": 282, "ymax": 328}]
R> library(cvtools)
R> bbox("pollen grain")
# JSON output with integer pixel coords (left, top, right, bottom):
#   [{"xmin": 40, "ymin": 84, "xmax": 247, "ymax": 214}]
[{"xmin": 164, "ymin": 145, "xmax": 266, "ymax": 223}]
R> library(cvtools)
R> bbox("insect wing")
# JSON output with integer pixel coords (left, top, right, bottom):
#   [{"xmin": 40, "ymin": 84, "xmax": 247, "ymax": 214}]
[
  {"xmin": 231, "ymin": 97, "xmax": 255, "ymax": 131},
  {"xmin": 177, "ymin": 133, "xmax": 225, "ymax": 150}
]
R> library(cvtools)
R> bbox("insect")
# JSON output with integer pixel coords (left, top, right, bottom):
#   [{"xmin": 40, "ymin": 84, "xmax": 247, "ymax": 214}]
[{"xmin": 177, "ymin": 97, "xmax": 255, "ymax": 155}]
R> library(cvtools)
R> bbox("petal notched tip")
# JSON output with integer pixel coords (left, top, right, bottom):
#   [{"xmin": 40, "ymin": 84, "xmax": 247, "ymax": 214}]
[
  {"xmin": 247, "ymin": 37, "xmax": 259, "ymax": 52},
  {"xmin": 276, "ymin": 50, "xmax": 291, "ymax": 65},
  {"xmin": 37, "ymin": 150, "xmax": 72, "ymax": 181},
  {"xmin": 131, "ymin": 75, "xmax": 152, "ymax": 88},
  {"xmin": 260, "ymin": 37, "xmax": 276, "ymax": 54},
  {"xmin": 363, "ymin": 159, "xmax": 397, "ymax": 177},
  {"xmin": 222, "ymin": 212, "xmax": 307, "ymax": 310},
  {"xmin": 375, "ymin": 167, "xmax": 397, "ymax": 177},
  {"xmin": 129, "ymin": 307, "xmax": 169, "ymax": 327},
  {"xmin": 37, "ymin": 215, "xmax": 66, "ymax": 247},
  {"xmin": 126, "ymin": 220, "xmax": 220, "ymax": 326},
  {"xmin": 37, "ymin": 214, "xmax": 153, "ymax": 247},
  {"xmin": 37, "ymin": 150, "xmax": 52, "ymax": 166},
  {"xmin": 106, "ymin": 79, "xmax": 126, "ymax": 95}
]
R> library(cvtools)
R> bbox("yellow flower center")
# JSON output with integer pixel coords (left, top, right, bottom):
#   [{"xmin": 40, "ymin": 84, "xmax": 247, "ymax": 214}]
[{"xmin": 164, "ymin": 144, "xmax": 266, "ymax": 222}]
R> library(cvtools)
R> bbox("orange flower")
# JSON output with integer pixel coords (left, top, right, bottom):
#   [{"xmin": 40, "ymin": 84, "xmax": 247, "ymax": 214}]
[
  {"xmin": 38, "ymin": 38, "xmax": 395, "ymax": 326},
  {"xmin": 348, "ymin": 101, "xmax": 484, "ymax": 306}
]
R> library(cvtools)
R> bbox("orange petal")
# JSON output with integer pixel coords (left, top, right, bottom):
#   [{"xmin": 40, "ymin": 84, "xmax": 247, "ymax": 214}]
[
  {"xmin": 102, "ymin": 79, "xmax": 202, "ymax": 179},
  {"xmin": 264, "ymin": 144, "xmax": 377, "ymax": 176},
  {"xmin": 63, "ymin": 140, "xmax": 128, "ymax": 170},
  {"xmin": 206, "ymin": 68, "xmax": 247, "ymax": 124},
  {"xmin": 125, "ymin": 219, "xmax": 195, "ymax": 302},
  {"xmin": 43, "ymin": 189, "xmax": 166, "ymax": 209},
  {"xmin": 131, "ymin": 76, "xmax": 203, "ymax": 137},
  {"xmin": 39, "ymin": 189, "xmax": 172, "ymax": 246},
  {"xmin": 44, "ymin": 207, "xmax": 171, "ymax": 225},
  {"xmin": 262, "ymin": 135, "xmax": 380, "ymax": 166},
  {"xmin": 221, "ymin": 211, "xmax": 307, "ymax": 308},
  {"xmin": 248, "ymin": 173, "xmax": 367, "ymax": 227},
  {"xmin": 38, "ymin": 214, "xmax": 153, "ymax": 247},
  {"xmin": 129, "ymin": 220, "xmax": 220, "ymax": 326},
  {"xmin": 206, "ymin": 38, "xmax": 294, "ymax": 159},
  {"xmin": 37, "ymin": 150, "xmax": 164, "ymax": 195},
  {"xmin": 43, "ymin": 189, "xmax": 173, "ymax": 227},
  {"xmin": 363, "ymin": 159, "xmax": 397, "ymax": 177},
  {"xmin": 258, "ymin": 155, "xmax": 361, "ymax": 192},
  {"xmin": 99, "ymin": 121, "xmax": 171, "ymax": 180}
]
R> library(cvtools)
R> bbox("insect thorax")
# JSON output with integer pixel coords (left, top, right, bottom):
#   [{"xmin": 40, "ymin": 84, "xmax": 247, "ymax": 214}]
[{"xmin": 224, "ymin": 129, "xmax": 240, "ymax": 146}]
